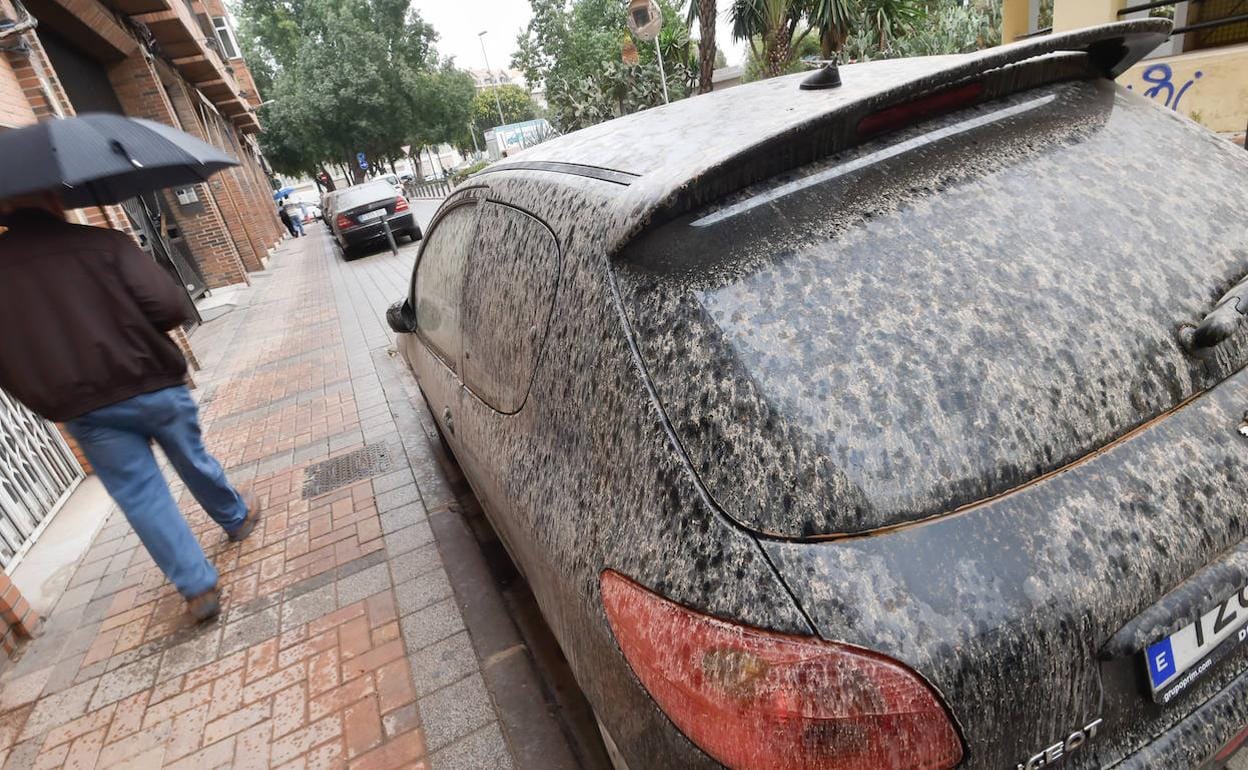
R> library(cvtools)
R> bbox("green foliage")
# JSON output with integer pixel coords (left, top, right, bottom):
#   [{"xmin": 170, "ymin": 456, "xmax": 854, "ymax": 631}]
[
  {"xmin": 737, "ymin": 0, "xmax": 1004, "ymax": 77},
  {"xmin": 472, "ymin": 84, "xmax": 538, "ymax": 130},
  {"xmin": 844, "ymin": 0, "xmax": 1001, "ymax": 60},
  {"xmin": 236, "ymin": 0, "xmax": 473, "ymax": 179},
  {"xmin": 450, "ymin": 159, "xmax": 492, "ymax": 185},
  {"xmin": 515, "ymin": 0, "xmax": 691, "ymax": 132},
  {"xmin": 742, "ymin": 30, "xmax": 819, "ymax": 80}
]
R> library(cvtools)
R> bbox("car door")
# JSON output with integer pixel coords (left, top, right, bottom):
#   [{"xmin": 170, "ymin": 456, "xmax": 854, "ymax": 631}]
[
  {"xmin": 402, "ymin": 194, "xmax": 481, "ymax": 450},
  {"xmin": 452, "ymin": 200, "xmax": 562, "ymax": 566}
]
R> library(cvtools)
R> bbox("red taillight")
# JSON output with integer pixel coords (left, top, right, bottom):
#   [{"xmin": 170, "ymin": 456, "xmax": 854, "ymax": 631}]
[
  {"xmin": 857, "ymin": 81, "xmax": 985, "ymax": 140},
  {"xmin": 393, "ymin": 196, "xmax": 409, "ymax": 212},
  {"xmin": 601, "ymin": 571, "xmax": 963, "ymax": 770},
  {"xmin": 335, "ymin": 213, "xmax": 354, "ymax": 229}
]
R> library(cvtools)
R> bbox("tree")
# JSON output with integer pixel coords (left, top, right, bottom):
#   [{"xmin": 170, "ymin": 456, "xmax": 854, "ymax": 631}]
[
  {"xmin": 730, "ymin": 0, "xmax": 813, "ymax": 79},
  {"xmin": 236, "ymin": 0, "xmax": 472, "ymax": 180},
  {"xmin": 808, "ymin": 0, "xmax": 852, "ymax": 58},
  {"xmin": 687, "ymin": 0, "xmax": 718, "ymax": 93},
  {"xmin": 515, "ymin": 0, "xmax": 690, "ymax": 132},
  {"xmin": 472, "ymin": 84, "xmax": 538, "ymax": 130}
]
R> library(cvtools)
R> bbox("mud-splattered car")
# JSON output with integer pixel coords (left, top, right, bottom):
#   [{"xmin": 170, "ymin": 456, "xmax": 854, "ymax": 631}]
[{"xmin": 387, "ymin": 20, "xmax": 1248, "ymax": 770}]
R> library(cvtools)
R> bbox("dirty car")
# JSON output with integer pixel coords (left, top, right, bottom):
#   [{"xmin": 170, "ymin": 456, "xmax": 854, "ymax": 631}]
[{"xmin": 388, "ymin": 19, "xmax": 1248, "ymax": 770}]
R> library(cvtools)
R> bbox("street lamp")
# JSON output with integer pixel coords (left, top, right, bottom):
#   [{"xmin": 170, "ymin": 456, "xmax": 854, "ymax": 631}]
[{"xmin": 478, "ymin": 30, "xmax": 507, "ymax": 128}]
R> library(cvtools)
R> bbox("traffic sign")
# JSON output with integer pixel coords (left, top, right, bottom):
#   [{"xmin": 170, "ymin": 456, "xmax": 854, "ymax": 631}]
[{"xmin": 357, "ymin": 152, "xmax": 369, "ymax": 170}]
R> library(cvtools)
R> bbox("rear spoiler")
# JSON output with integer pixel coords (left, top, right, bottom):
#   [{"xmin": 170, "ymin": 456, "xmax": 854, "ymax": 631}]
[{"xmin": 635, "ymin": 19, "xmax": 1171, "ymax": 236}]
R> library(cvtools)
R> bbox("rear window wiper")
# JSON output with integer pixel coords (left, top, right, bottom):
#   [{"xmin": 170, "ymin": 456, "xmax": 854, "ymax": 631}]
[{"xmin": 1181, "ymin": 274, "xmax": 1248, "ymax": 351}]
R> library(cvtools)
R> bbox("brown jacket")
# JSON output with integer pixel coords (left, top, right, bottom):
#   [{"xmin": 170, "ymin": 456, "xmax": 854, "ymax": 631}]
[{"xmin": 0, "ymin": 209, "xmax": 191, "ymax": 421}]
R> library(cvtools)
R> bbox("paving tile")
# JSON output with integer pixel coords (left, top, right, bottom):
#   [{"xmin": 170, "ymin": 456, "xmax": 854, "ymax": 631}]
[
  {"xmin": 88, "ymin": 654, "xmax": 160, "ymax": 711},
  {"xmin": 158, "ymin": 626, "xmax": 223, "ymax": 682},
  {"xmin": 221, "ymin": 606, "xmax": 280, "ymax": 656},
  {"xmin": 375, "ymin": 484, "xmax": 420, "ymax": 513},
  {"xmin": 336, "ymin": 564, "xmax": 391, "ymax": 608},
  {"xmin": 282, "ymin": 583, "xmax": 337, "ymax": 630},
  {"xmin": 0, "ymin": 665, "xmax": 52, "ymax": 712},
  {"xmin": 377, "ymin": 503, "xmax": 423, "ymax": 536},
  {"xmin": 418, "ymin": 673, "xmax": 495, "ymax": 753},
  {"xmin": 370, "ymin": 470, "xmax": 412, "ymax": 497},
  {"xmin": 337, "ymin": 550, "xmax": 387, "ymax": 580},
  {"xmin": 19, "ymin": 678, "xmax": 97, "ymax": 740},
  {"xmin": 427, "ymin": 720, "xmax": 513, "ymax": 770},
  {"xmin": 281, "ymin": 568, "xmax": 337, "ymax": 603},
  {"xmin": 381, "ymin": 703, "xmax": 421, "ymax": 738},
  {"xmin": 393, "ymin": 567, "xmax": 452, "ymax": 617},
  {"xmin": 52, "ymin": 582, "xmax": 98, "ymax": 612},
  {"xmin": 382, "ymin": 521, "xmax": 434, "ymax": 558},
  {"xmin": 399, "ymin": 598, "xmax": 465, "ymax": 653},
  {"xmin": 407, "ymin": 631, "xmax": 479, "ymax": 697}
]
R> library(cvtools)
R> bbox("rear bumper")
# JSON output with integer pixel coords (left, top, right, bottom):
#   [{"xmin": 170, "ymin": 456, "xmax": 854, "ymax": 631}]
[
  {"xmin": 1112, "ymin": 664, "xmax": 1248, "ymax": 769},
  {"xmin": 341, "ymin": 213, "xmax": 417, "ymax": 246}
]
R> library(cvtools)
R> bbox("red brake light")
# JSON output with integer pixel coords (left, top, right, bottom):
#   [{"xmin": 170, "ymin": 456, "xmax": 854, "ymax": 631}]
[
  {"xmin": 335, "ymin": 213, "xmax": 354, "ymax": 229},
  {"xmin": 394, "ymin": 196, "xmax": 409, "ymax": 212},
  {"xmin": 601, "ymin": 570, "xmax": 963, "ymax": 770},
  {"xmin": 857, "ymin": 81, "xmax": 985, "ymax": 140}
]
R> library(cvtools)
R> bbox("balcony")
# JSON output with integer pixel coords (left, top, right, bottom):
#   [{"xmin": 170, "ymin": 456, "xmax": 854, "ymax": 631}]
[{"xmin": 103, "ymin": 0, "xmax": 260, "ymax": 133}]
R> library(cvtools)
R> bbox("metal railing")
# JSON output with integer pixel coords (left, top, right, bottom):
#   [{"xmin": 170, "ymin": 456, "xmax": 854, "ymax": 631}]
[
  {"xmin": 405, "ymin": 179, "xmax": 452, "ymax": 200},
  {"xmin": 0, "ymin": 390, "xmax": 83, "ymax": 570}
]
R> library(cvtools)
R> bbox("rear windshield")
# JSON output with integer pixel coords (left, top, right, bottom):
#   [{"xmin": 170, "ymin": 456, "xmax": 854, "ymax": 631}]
[
  {"xmin": 614, "ymin": 79, "xmax": 1248, "ymax": 538},
  {"xmin": 337, "ymin": 181, "xmax": 395, "ymax": 211}
]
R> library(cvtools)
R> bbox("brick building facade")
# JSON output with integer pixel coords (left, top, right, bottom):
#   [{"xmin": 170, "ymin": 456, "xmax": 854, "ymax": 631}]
[{"xmin": 0, "ymin": 0, "xmax": 281, "ymax": 653}]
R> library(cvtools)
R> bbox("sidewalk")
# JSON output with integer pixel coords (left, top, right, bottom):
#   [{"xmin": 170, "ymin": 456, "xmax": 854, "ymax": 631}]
[{"xmin": 0, "ymin": 224, "xmax": 561, "ymax": 769}]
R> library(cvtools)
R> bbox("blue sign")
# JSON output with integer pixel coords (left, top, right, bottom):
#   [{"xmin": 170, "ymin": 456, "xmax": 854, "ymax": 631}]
[
  {"xmin": 1146, "ymin": 637, "xmax": 1175, "ymax": 688},
  {"xmin": 357, "ymin": 152, "xmax": 369, "ymax": 170}
]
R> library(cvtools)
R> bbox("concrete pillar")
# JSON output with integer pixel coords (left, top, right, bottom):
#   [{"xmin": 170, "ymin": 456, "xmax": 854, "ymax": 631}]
[
  {"xmin": 1002, "ymin": 0, "xmax": 1033, "ymax": 43},
  {"xmin": 1053, "ymin": 0, "xmax": 1127, "ymax": 32}
]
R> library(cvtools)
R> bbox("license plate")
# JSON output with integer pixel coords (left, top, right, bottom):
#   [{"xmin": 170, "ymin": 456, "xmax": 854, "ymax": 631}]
[
  {"xmin": 357, "ymin": 208, "xmax": 386, "ymax": 222},
  {"xmin": 1146, "ymin": 587, "xmax": 1248, "ymax": 705}
]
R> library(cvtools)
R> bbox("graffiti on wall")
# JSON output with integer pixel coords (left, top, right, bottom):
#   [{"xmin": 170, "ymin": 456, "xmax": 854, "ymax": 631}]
[{"xmin": 1126, "ymin": 63, "xmax": 1204, "ymax": 111}]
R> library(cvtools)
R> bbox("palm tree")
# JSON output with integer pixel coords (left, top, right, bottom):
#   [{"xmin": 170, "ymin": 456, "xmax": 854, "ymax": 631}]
[
  {"xmin": 808, "ymin": 0, "xmax": 852, "ymax": 59},
  {"xmin": 860, "ymin": 0, "xmax": 922, "ymax": 52},
  {"xmin": 731, "ymin": 0, "xmax": 812, "ymax": 79},
  {"xmin": 690, "ymin": 0, "xmax": 718, "ymax": 94}
]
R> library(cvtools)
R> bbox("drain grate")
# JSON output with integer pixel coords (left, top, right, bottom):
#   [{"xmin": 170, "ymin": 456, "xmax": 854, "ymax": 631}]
[{"xmin": 302, "ymin": 443, "xmax": 395, "ymax": 498}]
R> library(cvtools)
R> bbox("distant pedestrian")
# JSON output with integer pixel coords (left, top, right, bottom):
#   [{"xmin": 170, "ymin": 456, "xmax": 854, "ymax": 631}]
[
  {"xmin": 0, "ymin": 194, "xmax": 261, "ymax": 622},
  {"xmin": 278, "ymin": 202, "xmax": 301, "ymax": 238}
]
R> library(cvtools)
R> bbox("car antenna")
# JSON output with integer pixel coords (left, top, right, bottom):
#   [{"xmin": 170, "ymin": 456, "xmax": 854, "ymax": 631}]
[{"xmin": 800, "ymin": 58, "xmax": 842, "ymax": 90}]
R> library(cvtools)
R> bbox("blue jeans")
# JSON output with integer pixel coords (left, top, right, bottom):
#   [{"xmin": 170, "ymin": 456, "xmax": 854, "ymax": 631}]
[
  {"xmin": 291, "ymin": 217, "xmax": 304, "ymax": 236},
  {"xmin": 66, "ymin": 386, "xmax": 246, "ymax": 598}
]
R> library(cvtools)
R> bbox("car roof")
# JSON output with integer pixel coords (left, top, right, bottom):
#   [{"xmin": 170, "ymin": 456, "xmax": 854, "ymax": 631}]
[{"xmin": 477, "ymin": 21, "xmax": 1167, "ymax": 242}]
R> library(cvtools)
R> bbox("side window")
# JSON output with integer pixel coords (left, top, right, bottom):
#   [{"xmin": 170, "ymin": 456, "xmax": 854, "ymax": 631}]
[
  {"xmin": 413, "ymin": 202, "xmax": 478, "ymax": 371},
  {"xmin": 461, "ymin": 203, "xmax": 560, "ymax": 413}
]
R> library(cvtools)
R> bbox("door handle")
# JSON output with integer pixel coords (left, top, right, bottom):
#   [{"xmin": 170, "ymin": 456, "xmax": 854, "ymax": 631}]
[{"xmin": 442, "ymin": 406, "xmax": 454, "ymax": 435}]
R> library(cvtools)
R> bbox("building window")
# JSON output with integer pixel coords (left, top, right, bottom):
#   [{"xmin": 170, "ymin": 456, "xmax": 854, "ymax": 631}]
[{"xmin": 212, "ymin": 17, "xmax": 241, "ymax": 59}]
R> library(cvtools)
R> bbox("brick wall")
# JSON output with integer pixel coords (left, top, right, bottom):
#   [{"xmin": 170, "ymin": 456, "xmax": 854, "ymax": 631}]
[
  {"xmin": 0, "ymin": 571, "xmax": 38, "ymax": 659},
  {"xmin": 108, "ymin": 53, "xmax": 250, "ymax": 288}
]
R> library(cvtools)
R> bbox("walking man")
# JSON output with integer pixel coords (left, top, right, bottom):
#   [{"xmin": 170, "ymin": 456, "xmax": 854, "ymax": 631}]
[
  {"xmin": 0, "ymin": 194, "xmax": 259, "ymax": 621},
  {"xmin": 278, "ymin": 201, "xmax": 302, "ymax": 238}
]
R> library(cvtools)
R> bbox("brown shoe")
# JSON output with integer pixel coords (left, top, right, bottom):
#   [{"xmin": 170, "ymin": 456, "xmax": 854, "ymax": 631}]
[
  {"xmin": 227, "ymin": 490, "xmax": 263, "ymax": 542},
  {"xmin": 187, "ymin": 586, "xmax": 221, "ymax": 622}
]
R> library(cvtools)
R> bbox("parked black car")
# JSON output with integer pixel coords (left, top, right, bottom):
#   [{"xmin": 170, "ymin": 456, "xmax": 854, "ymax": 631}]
[
  {"xmin": 329, "ymin": 179, "xmax": 420, "ymax": 258},
  {"xmin": 388, "ymin": 21, "xmax": 1248, "ymax": 770}
]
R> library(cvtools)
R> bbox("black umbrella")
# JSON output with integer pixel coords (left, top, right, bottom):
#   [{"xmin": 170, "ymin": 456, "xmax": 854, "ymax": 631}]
[{"xmin": 0, "ymin": 112, "xmax": 239, "ymax": 208}]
